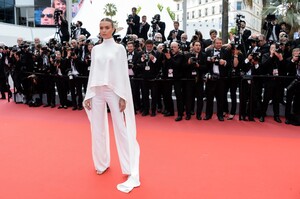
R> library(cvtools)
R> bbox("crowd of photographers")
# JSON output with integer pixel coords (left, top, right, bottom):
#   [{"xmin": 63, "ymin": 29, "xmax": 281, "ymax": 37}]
[{"xmin": 1, "ymin": 8, "xmax": 300, "ymax": 125}]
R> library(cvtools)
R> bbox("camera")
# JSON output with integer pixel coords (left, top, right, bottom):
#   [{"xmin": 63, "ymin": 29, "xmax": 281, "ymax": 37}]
[
  {"xmin": 235, "ymin": 14, "xmax": 245, "ymax": 27},
  {"xmin": 54, "ymin": 9, "xmax": 63, "ymax": 25},
  {"xmin": 126, "ymin": 14, "xmax": 134, "ymax": 25},
  {"xmin": 250, "ymin": 52, "xmax": 261, "ymax": 61},
  {"xmin": 144, "ymin": 53, "xmax": 149, "ymax": 62},
  {"xmin": 275, "ymin": 42, "xmax": 284, "ymax": 53},
  {"xmin": 190, "ymin": 54, "xmax": 198, "ymax": 64},
  {"xmin": 128, "ymin": 59, "xmax": 134, "ymax": 69},
  {"xmin": 210, "ymin": 54, "xmax": 220, "ymax": 64},
  {"xmin": 162, "ymin": 42, "xmax": 170, "ymax": 54}
]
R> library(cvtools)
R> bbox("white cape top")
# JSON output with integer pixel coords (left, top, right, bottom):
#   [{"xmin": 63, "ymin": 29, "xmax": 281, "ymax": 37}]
[{"xmin": 83, "ymin": 38, "xmax": 137, "ymax": 139}]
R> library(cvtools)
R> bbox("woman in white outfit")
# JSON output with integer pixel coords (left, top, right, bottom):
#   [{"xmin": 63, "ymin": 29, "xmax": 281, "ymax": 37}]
[{"xmin": 83, "ymin": 18, "xmax": 140, "ymax": 193}]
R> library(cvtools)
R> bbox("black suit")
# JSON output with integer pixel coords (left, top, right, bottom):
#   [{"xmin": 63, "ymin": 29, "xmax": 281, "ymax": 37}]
[
  {"xmin": 205, "ymin": 48, "xmax": 229, "ymax": 119},
  {"xmin": 167, "ymin": 29, "xmax": 184, "ymax": 42},
  {"xmin": 71, "ymin": 27, "xmax": 91, "ymax": 40},
  {"xmin": 127, "ymin": 14, "xmax": 140, "ymax": 35},
  {"xmin": 59, "ymin": 17, "xmax": 70, "ymax": 43},
  {"xmin": 138, "ymin": 22, "xmax": 150, "ymax": 40},
  {"xmin": 184, "ymin": 52, "xmax": 207, "ymax": 117},
  {"xmin": 263, "ymin": 22, "xmax": 280, "ymax": 42}
]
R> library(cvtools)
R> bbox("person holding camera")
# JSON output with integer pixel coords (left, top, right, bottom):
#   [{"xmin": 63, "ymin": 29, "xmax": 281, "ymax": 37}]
[
  {"xmin": 184, "ymin": 41, "xmax": 207, "ymax": 120},
  {"xmin": 223, "ymin": 44, "xmax": 245, "ymax": 120},
  {"xmin": 151, "ymin": 14, "xmax": 166, "ymax": 42},
  {"xmin": 58, "ymin": 14, "xmax": 70, "ymax": 43},
  {"xmin": 285, "ymin": 48, "xmax": 300, "ymax": 124},
  {"xmin": 126, "ymin": 41, "xmax": 141, "ymax": 113},
  {"xmin": 160, "ymin": 42, "xmax": 185, "ymax": 120},
  {"xmin": 204, "ymin": 29, "xmax": 218, "ymax": 51},
  {"xmin": 204, "ymin": 38, "xmax": 229, "ymax": 121},
  {"xmin": 52, "ymin": 51, "xmax": 68, "ymax": 109},
  {"xmin": 239, "ymin": 51, "xmax": 262, "ymax": 121},
  {"xmin": 259, "ymin": 43, "xmax": 286, "ymax": 123},
  {"xmin": 136, "ymin": 39, "xmax": 161, "ymax": 116},
  {"xmin": 126, "ymin": 7, "xmax": 140, "ymax": 36},
  {"xmin": 66, "ymin": 50, "xmax": 84, "ymax": 110},
  {"xmin": 263, "ymin": 15, "xmax": 280, "ymax": 43},
  {"xmin": 71, "ymin": 21, "xmax": 91, "ymax": 40}
]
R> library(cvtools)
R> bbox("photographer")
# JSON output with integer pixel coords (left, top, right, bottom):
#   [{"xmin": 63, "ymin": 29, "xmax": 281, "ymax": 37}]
[
  {"xmin": 71, "ymin": 21, "xmax": 91, "ymax": 40},
  {"xmin": 184, "ymin": 41, "xmax": 207, "ymax": 120},
  {"xmin": 285, "ymin": 48, "xmax": 300, "ymax": 124},
  {"xmin": 259, "ymin": 43, "xmax": 286, "ymax": 123},
  {"xmin": 204, "ymin": 38, "xmax": 229, "ymax": 121},
  {"xmin": 66, "ymin": 50, "xmax": 84, "ymax": 110},
  {"xmin": 240, "ymin": 51, "xmax": 262, "ymax": 121},
  {"xmin": 58, "ymin": 14, "xmax": 70, "ymax": 43},
  {"xmin": 151, "ymin": 14, "xmax": 166, "ymax": 42},
  {"xmin": 126, "ymin": 41, "xmax": 141, "ymax": 112},
  {"xmin": 136, "ymin": 39, "xmax": 161, "ymax": 116},
  {"xmin": 179, "ymin": 33, "xmax": 191, "ymax": 53},
  {"xmin": 263, "ymin": 14, "xmax": 280, "ymax": 43},
  {"xmin": 41, "ymin": 46, "xmax": 56, "ymax": 108},
  {"xmin": 126, "ymin": 7, "xmax": 140, "ymax": 36},
  {"xmin": 224, "ymin": 44, "xmax": 245, "ymax": 120}
]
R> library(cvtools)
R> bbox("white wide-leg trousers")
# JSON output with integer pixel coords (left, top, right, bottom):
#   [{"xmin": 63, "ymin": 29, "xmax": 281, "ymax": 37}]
[{"xmin": 90, "ymin": 86, "xmax": 139, "ymax": 181}]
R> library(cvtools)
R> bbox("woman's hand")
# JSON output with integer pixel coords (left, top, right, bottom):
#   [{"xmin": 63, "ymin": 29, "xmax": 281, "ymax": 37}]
[
  {"xmin": 84, "ymin": 99, "xmax": 92, "ymax": 110},
  {"xmin": 119, "ymin": 98, "xmax": 126, "ymax": 112}
]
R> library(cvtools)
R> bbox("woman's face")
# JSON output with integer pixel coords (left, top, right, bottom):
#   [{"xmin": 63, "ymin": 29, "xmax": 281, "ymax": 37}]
[
  {"xmin": 53, "ymin": 0, "xmax": 66, "ymax": 14},
  {"xmin": 100, "ymin": 21, "xmax": 115, "ymax": 39}
]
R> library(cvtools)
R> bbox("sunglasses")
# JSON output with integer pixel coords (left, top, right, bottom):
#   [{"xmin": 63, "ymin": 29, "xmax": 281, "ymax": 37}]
[{"xmin": 41, "ymin": 14, "xmax": 53, "ymax": 18}]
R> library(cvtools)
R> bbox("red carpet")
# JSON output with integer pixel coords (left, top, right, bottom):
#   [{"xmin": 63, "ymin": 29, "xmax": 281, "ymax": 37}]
[{"xmin": 1, "ymin": 100, "xmax": 300, "ymax": 199}]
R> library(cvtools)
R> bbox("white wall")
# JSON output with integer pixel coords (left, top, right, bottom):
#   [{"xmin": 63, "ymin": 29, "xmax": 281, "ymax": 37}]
[{"xmin": 0, "ymin": 22, "xmax": 56, "ymax": 46}]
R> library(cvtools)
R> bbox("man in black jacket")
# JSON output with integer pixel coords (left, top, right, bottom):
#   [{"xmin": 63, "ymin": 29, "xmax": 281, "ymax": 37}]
[
  {"xmin": 138, "ymin": 15, "xmax": 150, "ymax": 41},
  {"xmin": 137, "ymin": 40, "xmax": 161, "ymax": 116},
  {"xmin": 204, "ymin": 38, "xmax": 229, "ymax": 121},
  {"xmin": 71, "ymin": 21, "xmax": 91, "ymax": 40},
  {"xmin": 126, "ymin": 7, "xmax": 140, "ymax": 36},
  {"xmin": 167, "ymin": 21, "xmax": 184, "ymax": 43},
  {"xmin": 162, "ymin": 41, "xmax": 185, "ymax": 121}
]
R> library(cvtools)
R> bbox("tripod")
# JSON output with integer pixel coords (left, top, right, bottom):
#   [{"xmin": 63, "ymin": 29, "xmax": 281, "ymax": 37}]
[{"xmin": 53, "ymin": 25, "xmax": 61, "ymax": 43}]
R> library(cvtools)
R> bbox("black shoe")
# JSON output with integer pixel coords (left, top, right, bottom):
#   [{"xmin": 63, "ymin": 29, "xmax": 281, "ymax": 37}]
[
  {"xmin": 157, "ymin": 109, "xmax": 162, "ymax": 113},
  {"xmin": 43, "ymin": 104, "xmax": 50, "ymax": 107},
  {"xmin": 142, "ymin": 112, "xmax": 149, "ymax": 116},
  {"xmin": 58, "ymin": 105, "xmax": 64, "ymax": 109},
  {"xmin": 239, "ymin": 116, "xmax": 247, "ymax": 121},
  {"xmin": 72, "ymin": 107, "xmax": 77, "ymax": 111},
  {"xmin": 248, "ymin": 117, "xmax": 255, "ymax": 122},
  {"xmin": 259, "ymin": 116, "xmax": 265, "ymax": 122},
  {"xmin": 191, "ymin": 111, "xmax": 195, "ymax": 115},
  {"xmin": 285, "ymin": 119, "xmax": 291, "ymax": 125},
  {"xmin": 274, "ymin": 117, "xmax": 282, "ymax": 123},
  {"xmin": 78, "ymin": 106, "xmax": 83, "ymax": 110},
  {"xmin": 185, "ymin": 115, "xmax": 191, "ymax": 120},
  {"xmin": 162, "ymin": 110, "xmax": 168, "ymax": 115},
  {"xmin": 196, "ymin": 114, "xmax": 202, "ymax": 120},
  {"xmin": 63, "ymin": 105, "xmax": 68, "ymax": 109},
  {"xmin": 151, "ymin": 112, "xmax": 156, "ymax": 117},
  {"xmin": 203, "ymin": 116, "xmax": 211, "ymax": 120},
  {"xmin": 51, "ymin": 104, "xmax": 55, "ymax": 108},
  {"xmin": 218, "ymin": 116, "xmax": 224, "ymax": 121},
  {"xmin": 164, "ymin": 112, "xmax": 174, "ymax": 117},
  {"xmin": 175, "ymin": 116, "xmax": 182, "ymax": 121}
]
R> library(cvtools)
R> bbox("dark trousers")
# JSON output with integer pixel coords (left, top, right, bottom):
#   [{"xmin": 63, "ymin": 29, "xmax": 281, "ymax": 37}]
[
  {"xmin": 56, "ymin": 76, "xmax": 68, "ymax": 106},
  {"xmin": 285, "ymin": 80, "xmax": 300, "ymax": 119},
  {"xmin": 205, "ymin": 79, "xmax": 225, "ymax": 118},
  {"xmin": 224, "ymin": 77, "xmax": 239, "ymax": 115},
  {"xmin": 261, "ymin": 80, "xmax": 281, "ymax": 117},
  {"xmin": 162, "ymin": 80, "xmax": 174, "ymax": 114},
  {"xmin": 185, "ymin": 80, "xmax": 196, "ymax": 116},
  {"xmin": 173, "ymin": 80, "xmax": 184, "ymax": 116},
  {"xmin": 69, "ymin": 77, "xmax": 83, "ymax": 108},
  {"xmin": 43, "ymin": 75, "xmax": 56, "ymax": 105},
  {"xmin": 141, "ymin": 79, "xmax": 157, "ymax": 113},
  {"xmin": 195, "ymin": 81, "xmax": 204, "ymax": 116},
  {"xmin": 130, "ymin": 76, "xmax": 142, "ymax": 111}
]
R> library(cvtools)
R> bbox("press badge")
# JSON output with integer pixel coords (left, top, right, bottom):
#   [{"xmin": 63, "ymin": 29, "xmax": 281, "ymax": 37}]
[
  {"xmin": 145, "ymin": 66, "xmax": 150, "ymax": 71},
  {"xmin": 88, "ymin": 66, "xmax": 91, "ymax": 71},
  {"xmin": 168, "ymin": 69, "xmax": 173, "ymax": 77},
  {"xmin": 192, "ymin": 70, "xmax": 197, "ymax": 76},
  {"xmin": 273, "ymin": 69, "xmax": 278, "ymax": 76}
]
